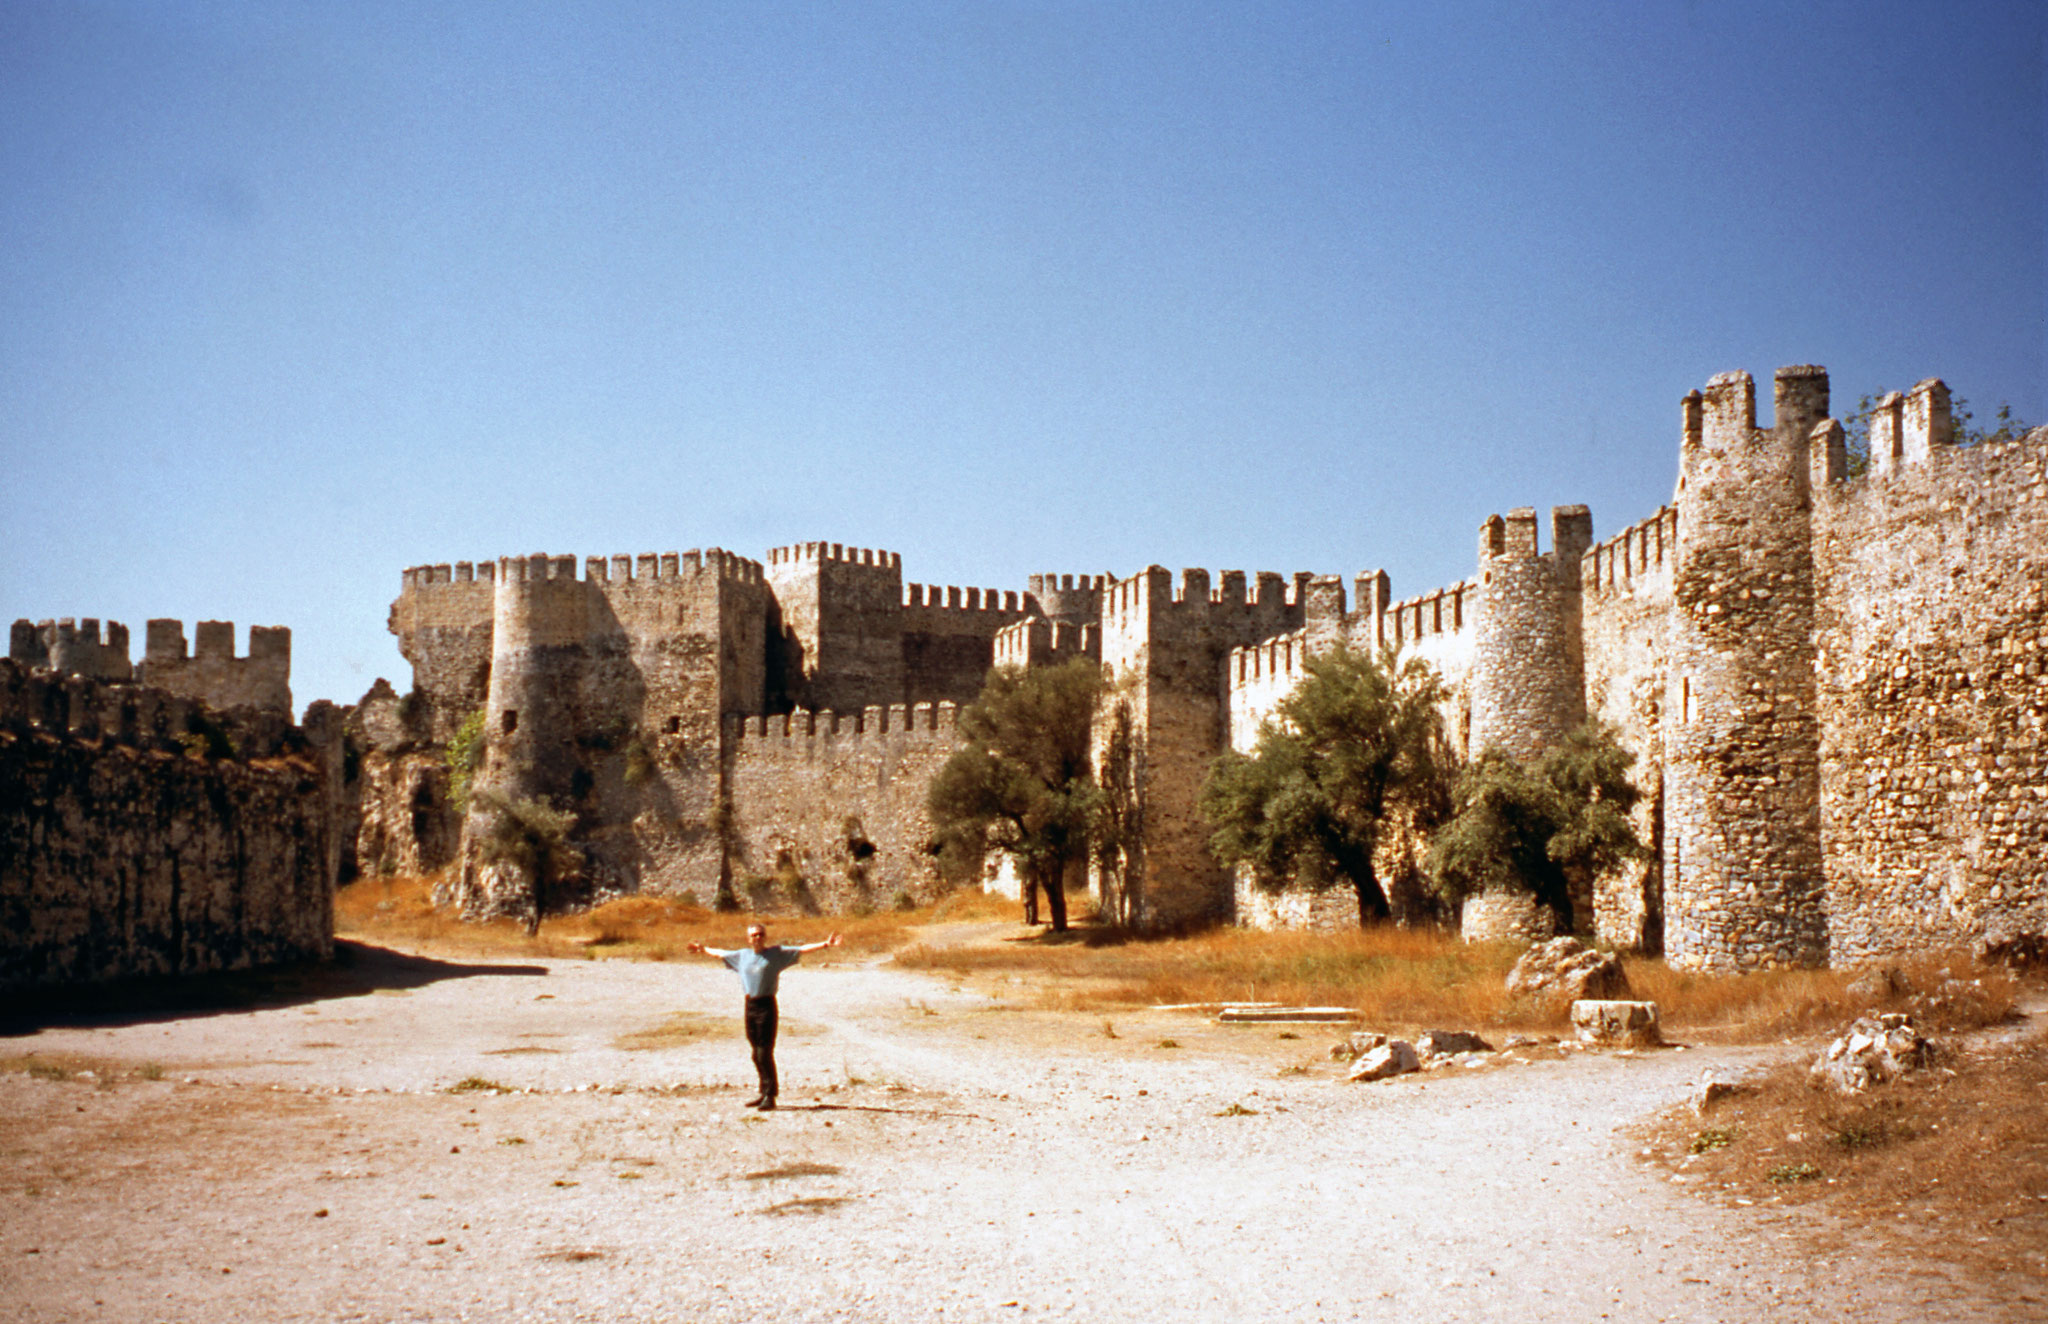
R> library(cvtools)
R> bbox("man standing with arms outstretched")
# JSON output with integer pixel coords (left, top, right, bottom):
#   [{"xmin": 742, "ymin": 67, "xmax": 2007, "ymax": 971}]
[{"xmin": 686, "ymin": 924, "xmax": 841, "ymax": 1110}]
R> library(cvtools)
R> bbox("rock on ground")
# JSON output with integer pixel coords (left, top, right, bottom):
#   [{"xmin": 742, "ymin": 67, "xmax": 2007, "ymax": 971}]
[
  {"xmin": 1811, "ymin": 1013, "xmax": 1935, "ymax": 1092},
  {"xmin": 1506, "ymin": 937, "xmax": 1632, "ymax": 1003},
  {"xmin": 1346, "ymin": 1040, "xmax": 1420, "ymax": 1082},
  {"xmin": 1571, "ymin": 999, "xmax": 1663, "ymax": 1047}
]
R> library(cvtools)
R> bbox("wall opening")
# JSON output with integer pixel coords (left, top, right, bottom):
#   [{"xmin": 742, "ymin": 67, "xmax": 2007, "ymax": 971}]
[{"xmin": 502, "ymin": 710, "xmax": 518, "ymax": 734}]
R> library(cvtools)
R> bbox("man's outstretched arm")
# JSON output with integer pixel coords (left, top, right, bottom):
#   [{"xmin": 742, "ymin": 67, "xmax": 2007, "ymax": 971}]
[
  {"xmin": 792, "ymin": 933, "xmax": 844, "ymax": 954},
  {"xmin": 684, "ymin": 943, "xmax": 736, "ymax": 957}
]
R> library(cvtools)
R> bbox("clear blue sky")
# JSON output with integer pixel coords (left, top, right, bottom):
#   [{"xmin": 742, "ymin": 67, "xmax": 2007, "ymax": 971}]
[{"xmin": 3, "ymin": 2, "xmax": 2042, "ymax": 714}]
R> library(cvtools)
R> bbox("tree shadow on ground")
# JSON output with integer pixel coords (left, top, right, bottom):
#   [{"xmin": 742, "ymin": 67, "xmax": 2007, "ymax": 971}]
[{"xmin": 0, "ymin": 940, "xmax": 549, "ymax": 1035}]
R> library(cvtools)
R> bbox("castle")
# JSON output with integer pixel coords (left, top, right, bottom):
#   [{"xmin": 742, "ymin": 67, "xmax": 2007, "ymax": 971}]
[{"xmin": 9, "ymin": 363, "xmax": 2044, "ymax": 983}]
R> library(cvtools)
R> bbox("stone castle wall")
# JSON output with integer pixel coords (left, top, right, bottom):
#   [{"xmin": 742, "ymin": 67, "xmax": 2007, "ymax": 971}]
[
  {"xmin": 0, "ymin": 660, "xmax": 336, "ymax": 993},
  {"xmin": 1811, "ymin": 405, "xmax": 2048, "ymax": 962},
  {"xmin": 1094, "ymin": 566, "xmax": 1303, "ymax": 928},
  {"xmin": 1577, "ymin": 505, "xmax": 1679, "ymax": 952},
  {"xmin": 723, "ymin": 704, "xmax": 960, "ymax": 912}
]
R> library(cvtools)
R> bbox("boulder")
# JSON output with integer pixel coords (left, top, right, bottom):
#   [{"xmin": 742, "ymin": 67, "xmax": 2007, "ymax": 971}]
[
  {"xmin": 1415, "ymin": 1029, "xmax": 1494, "ymax": 1058},
  {"xmin": 1569, "ymin": 999, "xmax": 1662, "ymax": 1047},
  {"xmin": 1810, "ymin": 1014, "xmax": 1934, "ymax": 1093},
  {"xmin": 1330, "ymin": 1030, "xmax": 1388, "ymax": 1061},
  {"xmin": 1507, "ymin": 937, "xmax": 1633, "ymax": 1003},
  {"xmin": 1346, "ymin": 1040, "xmax": 1420, "ymax": 1082}
]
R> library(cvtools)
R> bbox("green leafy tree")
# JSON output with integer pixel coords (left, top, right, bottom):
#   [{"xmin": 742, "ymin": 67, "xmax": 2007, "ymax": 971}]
[
  {"xmin": 927, "ymin": 658, "xmax": 1104, "ymax": 932},
  {"xmin": 471, "ymin": 789, "xmax": 584, "ymax": 935},
  {"xmin": 1200, "ymin": 645, "xmax": 1452, "ymax": 926},
  {"xmin": 1841, "ymin": 392, "xmax": 2032, "ymax": 477},
  {"xmin": 1426, "ymin": 721, "xmax": 1648, "ymax": 932},
  {"xmin": 444, "ymin": 707, "xmax": 487, "ymax": 812}
]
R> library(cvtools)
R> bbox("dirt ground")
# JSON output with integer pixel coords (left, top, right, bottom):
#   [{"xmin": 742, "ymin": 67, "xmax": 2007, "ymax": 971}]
[{"xmin": 2, "ymin": 934, "xmax": 2039, "ymax": 1323}]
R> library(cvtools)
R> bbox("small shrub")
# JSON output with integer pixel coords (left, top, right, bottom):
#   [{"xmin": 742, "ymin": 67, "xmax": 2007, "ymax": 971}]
[
  {"xmin": 446, "ymin": 1077, "xmax": 513, "ymax": 1095},
  {"xmin": 622, "ymin": 739, "xmax": 656, "ymax": 786},
  {"xmin": 445, "ymin": 708, "xmax": 487, "ymax": 813},
  {"xmin": 1156, "ymin": 1039, "xmax": 1181, "ymax": 1050},
  {"xmin": 1690, "ymin": 1127, "xmax": 1739, "ymax": 1154},
  {"xmin": 1215, "ymin": 1101, "xmax": 1258, "ymax": 1117},
  {"xmin": 139, "ymin": 1063, "xmax": 164, "ymax": 1081},
  {"xmin": 1768, "ymin": 1161, "xmax": 1823, "ymax": 1184}
]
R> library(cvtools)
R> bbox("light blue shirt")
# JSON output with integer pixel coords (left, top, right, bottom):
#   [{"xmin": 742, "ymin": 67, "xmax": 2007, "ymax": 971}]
[{"xmin": 721, "ymin": 946, "xmax": 803, "ymax": 997}]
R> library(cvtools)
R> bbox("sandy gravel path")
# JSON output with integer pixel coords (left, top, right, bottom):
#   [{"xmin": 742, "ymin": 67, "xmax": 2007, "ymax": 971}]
[{"xmin": 0, "ymin": 941, "xmax": 2023, "ymax": 1323}]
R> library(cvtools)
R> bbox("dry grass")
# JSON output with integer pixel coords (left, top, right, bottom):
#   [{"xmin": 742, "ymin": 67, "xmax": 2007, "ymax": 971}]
[
  {"xmin": 1645, "ymin": 1034, "xmax": 2048, "ymax": 1290},
  {"xmin": 335, "ymin": 871, "xmax": 1013, "ymax": 961},
  {"xmin": 1627, "ymin": 952, "xmax": 2020, "ymax": 1041},
  {"xmin": 895, "ymin": 925, "xmax": 1537, "ymax": 1029}
]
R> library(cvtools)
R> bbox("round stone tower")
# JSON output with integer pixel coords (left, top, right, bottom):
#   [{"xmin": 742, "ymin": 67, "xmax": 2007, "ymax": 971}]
[
  {"xmin": 1469, "ymin": 505, "xmax": 1590, "ymax": 763},
  {"xmin": 1664, "ymin": 366, "xmax": 1829, "ymax": 970},
  {"xmin": 454, "ymin": 553, "xmax": 593, "ymax": 918}
]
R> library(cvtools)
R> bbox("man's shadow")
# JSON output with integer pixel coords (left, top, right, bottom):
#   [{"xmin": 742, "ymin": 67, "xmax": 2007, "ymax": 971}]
[{"xmin": 0, "ymin": 939, "xmax": 550, "ymax": 1036}]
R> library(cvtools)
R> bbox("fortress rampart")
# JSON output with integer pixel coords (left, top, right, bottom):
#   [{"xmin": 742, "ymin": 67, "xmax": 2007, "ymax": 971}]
[
  {"xmin": 370, "ymin": 361, "xmax": 2044, "ymax": 962},
  {"xmin": 10, "ymin": 617, "xmax": 134, "ymax": 681},
  {"xmin": 0, "ymin": 659, "xmax": 337, "ymax": 993}
]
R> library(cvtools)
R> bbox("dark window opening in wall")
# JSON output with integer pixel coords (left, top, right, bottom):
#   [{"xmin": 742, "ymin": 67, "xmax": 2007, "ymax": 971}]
[
  {"xmin": 1680, "ymin": 677, "xmax": 1693, "ymax": 724},
  {"xmin": 502, "ymin": 710, "xmax": 518, "ymax": 734},
  {"xmin": 665, "ymin": 716, "xmax": 681, "ymax": 734}
]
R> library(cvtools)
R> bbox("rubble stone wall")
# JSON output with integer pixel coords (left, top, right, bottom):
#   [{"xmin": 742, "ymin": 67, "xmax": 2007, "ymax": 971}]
[
  {"xmin": 0, "ymin": 661, "xmax": 334, "ymax": 993},
  {"xmin": 723, "ymin": 705, "xmax": 960, "ymax": 913},
  {"xmin": 1813, "ymin": 419, "xmax": 2048, "ymax": 961}
]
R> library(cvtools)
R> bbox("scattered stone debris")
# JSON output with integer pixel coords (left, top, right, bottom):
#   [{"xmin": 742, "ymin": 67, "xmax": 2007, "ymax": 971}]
[
  {"xmin": 1506, "ymin": 937, "xmax": 1632, "ymax": 1003},
  {"xmin": 1345, "ymin": 1040, "xmax": 1420, "ymax": 1083},
  {"xmin": 1570, "ymin": 999, "xmax": 1662, "ymax": 1047},
  {"xmin": 1415, "ymin": 1029, "xmax": 1493, "ymax": 1058},
  {"xmin": 1810, "ymin": 1013, "xmax": 1935, "ymax": 1093}
]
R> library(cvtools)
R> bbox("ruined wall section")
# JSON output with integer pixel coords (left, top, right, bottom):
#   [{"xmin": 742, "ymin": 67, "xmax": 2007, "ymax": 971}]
[
  {"xmin": 1579, "ymin": 504, "xmax": 1679, "ymax": 951},
  {"xmin": 0, "ymin": 660, "xmax": 334, "ymax": 992},
  {"xmin": 389, "ymin": 562, "xmax": 496, "ymax": 743},
  {"xmin": 724, "ymin": 704, "xmax": 960, "ymax": 913},
  {"xmin": 1094, "ymin": 566, "xmax": 1302, "ymax": 929},
  {"xmin": 1812, "ymin": 398, "xmax": 2048, "ymax": 961},
  {"xmin": 1665, "ymin": 366, "xmax": 1831, "ymax": 970},
  {"xmin": 138, "ymin": 619, "xmax": 292, "ymax": 717}
]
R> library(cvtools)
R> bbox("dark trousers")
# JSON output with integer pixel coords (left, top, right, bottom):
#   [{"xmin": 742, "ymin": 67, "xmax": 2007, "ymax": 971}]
[{"xmin": 743, "ymin": 995, "xmax": 778, "ymax": 1099}]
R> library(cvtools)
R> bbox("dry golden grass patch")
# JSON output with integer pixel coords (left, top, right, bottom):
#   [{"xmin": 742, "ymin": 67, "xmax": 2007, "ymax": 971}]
[
  {"xmin": 895, "ymin": 924, "xmax": 1541, "ymax": 1029},
  {"xmin": 1644, "ymin": 1033, "xmax": 2048, "ymax": 1290},
  {"xmin": 335, "ymin": 871, "xmax": 1014, "ymax": 961},
  {"xmin": 1628, "ymin": 952, "xmax": 2020, "ymax": 1041}
]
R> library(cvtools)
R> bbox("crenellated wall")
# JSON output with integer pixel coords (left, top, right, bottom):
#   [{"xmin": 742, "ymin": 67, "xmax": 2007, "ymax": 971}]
[
  {"xmin": 723, "ymin": 703, "xmax": 960, "ymax": 912},
  {"xmin": 1093, "ymin": 565, "xmax": 1306, "ymax": 928},
  {"xmin": 1811, "ymin": 409, "xmax": 2048, "ymax": 963},
  {"xmin": 0, "ymin": 660, "xmax": 336, "ymax": 992},
  {"xmin": 10, "ymin": 618, "xmax": 134, "ymax": 681},
  {"xmin": 135, "ymin": 619, "xmax": 292, "ymax": 716}
]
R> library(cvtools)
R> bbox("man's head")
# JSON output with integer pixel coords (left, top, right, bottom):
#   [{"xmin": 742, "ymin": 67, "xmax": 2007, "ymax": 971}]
[{"xmin": 747, "ymin": 924, "xmax": 767, "ymax": 952}]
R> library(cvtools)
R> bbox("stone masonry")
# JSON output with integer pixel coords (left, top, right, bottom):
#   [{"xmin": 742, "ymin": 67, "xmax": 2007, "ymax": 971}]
[{"xmin": 362, "ymin": 362, "xmax": 2043, "ymax": 968}]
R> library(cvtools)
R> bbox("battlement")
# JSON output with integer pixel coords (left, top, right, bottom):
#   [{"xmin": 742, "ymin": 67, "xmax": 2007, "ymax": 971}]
[
  {"xmin": 138, "ymin": 620, "xmax": 292, "ymax": 716},
  {"xmin": 402, "ymin": 559, "xmax": 499, "ymax": 590},
  {"xmin": 1102, "ymin": 566, "xmax": 1309, "ymax": 623},
  {"xmin": 141, "ymin": 619, "xmax": 289, "ymax": 666},
  {"xmin": 580, "ymin": 548, "xmax": 765, "ymax": 584},
  {"xmin": 1478, "ymin": 505, "xmax": 1592, "ymax": 566},
  {"xmin": 1377, "ymin": 581, "xmax": 1475, "ymax": 648},
  {"xmin": 725, "ymin": 701, "xmax": 959, "ymax": 748},
  {"xmin": 767, "ymin": 542, "xmax": 902, "ymax": 572},
  {"xmin": 1682, "ymin": 365, "xmax": 1832, "ymax": 473},
  {"xmin": 1026, "ymin": 573, "xmax": 1111, "ymax": 596},
  {"xmin": 993, "ymin": 617, "xmax": 1100, "ymax": 669},
  {"xmin": 1809, "ymin": 378, "xmax": 1956, "ymax": 485},
  {"xmin": 1025, "ymin": 573, "xmax": 1112, "ymax": 625},
  {"xmin": 1228, "ymin": 627, "xmax": 1311, "ymax": 693},
  {"xmin": 10, "ymin": 617, "xmax": 134, "ymax": 680},
  {"xmin": 902, "ymin": 583, "xmax": 1025, "ymax": 614},
  {"xmin": 1583, "ymin": 505, "xmax": 1679, "ymax": 593}
]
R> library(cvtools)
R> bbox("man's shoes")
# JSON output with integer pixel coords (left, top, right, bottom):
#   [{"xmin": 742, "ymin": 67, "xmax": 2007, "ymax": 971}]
[
  {"xmin": 757, "ymin": 1097, "xmax": 776, "ymax": 1112},
  {"xmin": 742, "ymin": 1096, "xmax": 765, "ymax": 1109}
]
